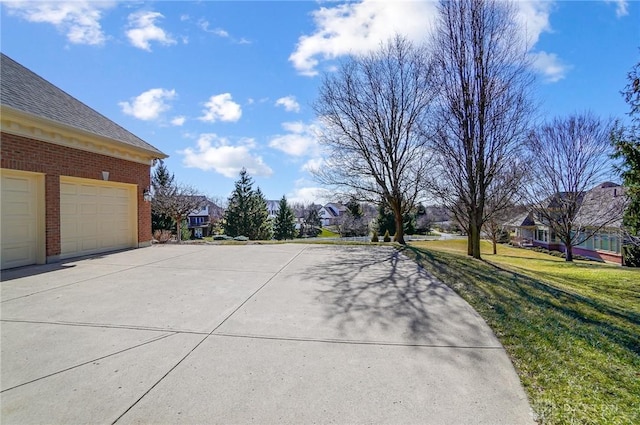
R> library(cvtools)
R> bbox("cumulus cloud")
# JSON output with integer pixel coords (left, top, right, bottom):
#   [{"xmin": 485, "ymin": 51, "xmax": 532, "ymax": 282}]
[
  {"xmin": 275, "ymin": 96, "xmax": 301, "ymax": 113},
  {"xmin": 269, "ymin": 121, "xmax": 320, "ymax": 157},
  {"xmin": 289, "ymin": 0, "xmax": 438, "ymax": 76},
  {"xmin": 181, "ymin": 134, "xmax": 272, "ymax": 178},
  {"xmin": 301, "ymin": 157, "xmax": 325, "ymax": 174},
  {"xmin": 514, "ymin": 1, "xmax": 553, "ymax": 49},
  {"xmin": 199, "ymin": 93, "xmax": 242, "ymax": 123},
  {"xmin": 287, "ymin": 180, "xmax": 332, "ymax": 204},
  {"xmin": 3, "ymin": 1, "xmax": 115, "ymax": 45},
  {"xmin": 119, "ymin": 88, "xmax": 176, "ymax": 121},
  {"xmin": 290, "ymin": 0, "xmax": 567, "ymax": 83},
  {"xmin": 529, "ymin": 51, "xmax": 570, "ymax": 83},
  {"xmin": 126, "ymin": 10, "xmax": 176, "ymax": 51},
  {"xmin": 605, "ymin": 0, "xmax": 629, "ymax": 17},
  {"xmin": 171, "ymin": 116, "xmax": 186, "ymax": 126}
]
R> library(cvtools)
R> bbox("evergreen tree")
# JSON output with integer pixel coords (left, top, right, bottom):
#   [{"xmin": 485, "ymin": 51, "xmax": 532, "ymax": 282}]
[
  {"xmin": 224, "ymin": 169, "xmax": 256, "ymax": 238},
  {"xmin": 376, "ymin": 201, "xmax": 396, "ymax": 236},
  {"xmin": 376, "ymin": 200, "xmax": 415, "ymax": 236},
  {"xmin": 611, "ymin": 56, "xmax": 640, "ymax": 265},
  {"xmin": 151, "ymin": 160, "xmax": 175, "ymax": 231},
  {"xmin": 273, "ymin": 195, "xmax": 297, "ymax": 240},
  {"xmin": 252, "ymin": 188, "xmax": 272, "ymax": 240},
  {"xmin": 224, "ymin": 169, "xmax": 271, "ymax": 240}
]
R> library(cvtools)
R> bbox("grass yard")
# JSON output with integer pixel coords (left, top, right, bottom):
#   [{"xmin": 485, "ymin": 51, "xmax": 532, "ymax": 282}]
[{"xmin": 404, "ymin": 239, "xmax": 640, "ymax": 425}]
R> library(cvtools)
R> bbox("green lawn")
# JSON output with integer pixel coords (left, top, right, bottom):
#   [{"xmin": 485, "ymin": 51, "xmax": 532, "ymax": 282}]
[{"xmin": 405, "ymin": 239, "xmax": 640, "ymax": 425}]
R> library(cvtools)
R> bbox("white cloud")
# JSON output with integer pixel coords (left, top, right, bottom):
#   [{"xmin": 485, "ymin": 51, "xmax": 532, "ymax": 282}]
[
  {"xmin": 290, "ymin": 0, "xmax": 569, "ymax": 84},
  {"xmin": 199, "ymin": 93, "xmax": 242, "ymax": 123},
  {"xmin": 605, "ymin": 0, "xmax": 629, "ymax": 17},
  {"xmin": 126, "ymin": 10, "xmax": 176, "ymax": 51},
  {"xmin": 529, "ymin": 51, "xmax": 570, "ymax": 83},
  {"xmin": 198, "ymin": 19, "xmax": 229, "ymax": 37},
  {"xmin": 119, "ymin": 88, "xmax": 176, "ymax": 121},
  {"xmin": 514, "ymin": 1, "xmax": 553, "ymax": 49},
  {"xmin": 289, "ymin": 0, "xmax": 438, "ymax": 76},
  {"xmin": 269, "ymin": 121, "xmax": 320, "ymax": 157},
  {"xmin": 287, "ymin": 180, "xmax": 332, "ymax": 204},
  {"xmin": 4, "ymin": 1, "xmax": 115, "ymax": 45},
  {"xmin": 181, "ymin": 134, "xmax": 272, "ymax": 178},
  {"xmin": 171, "ymin": 116, "xmax": 186, "ymax": 126},
  {"xmin": 275, "ymin": 96, "xmax": 301, "ymax": 113},
  {"xmin": 302, "ymin": 157, "xmax": 325, "ymax": 174}
]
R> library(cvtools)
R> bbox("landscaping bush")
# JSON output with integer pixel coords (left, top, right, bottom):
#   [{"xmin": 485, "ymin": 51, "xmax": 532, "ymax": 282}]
[
  {"xmin": 213, "ymin": 235, "xmax": 232, "ymax": 241},
  {"xmin": 371, "ymin": 230, "xmax": 379, "ymax": 243},
  {"xmin": 153, "ymin": 229, "xmax": 172, "ymax": 243},
  {"xmin": 383, "ymin": 230, "xmax": 391, "ymax": 242}
]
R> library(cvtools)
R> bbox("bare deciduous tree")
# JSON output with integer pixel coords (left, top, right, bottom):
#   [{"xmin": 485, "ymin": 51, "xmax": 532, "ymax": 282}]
[
  {"xmin": 483, "ymin": 164, "xmax": 527, "ymax": 254},
  {"xmin": 525, "ymin": 113, "xmax": 624, "ymax": 261},
  {"xmin": 152, "ymin": 183, "xmax": 206, "ymax": 243},
  {"xmin": 313, "ymin": 35, "xmax": 436, "ymax": 245},
  {"xmin": 429, "ymin": 0, "xmax": 534, "ymax": 259}
]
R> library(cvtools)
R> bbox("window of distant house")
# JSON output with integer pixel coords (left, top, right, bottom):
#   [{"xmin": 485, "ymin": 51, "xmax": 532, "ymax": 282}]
[{"xmin": 536, "ymin": 229, "xmax": 548, "ymax": 242}]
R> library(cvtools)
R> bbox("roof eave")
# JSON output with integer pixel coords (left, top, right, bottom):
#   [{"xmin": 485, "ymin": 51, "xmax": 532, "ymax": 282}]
[{"xmin": 0, "ymin": 105, "xmax": 168, "ymax": 165}]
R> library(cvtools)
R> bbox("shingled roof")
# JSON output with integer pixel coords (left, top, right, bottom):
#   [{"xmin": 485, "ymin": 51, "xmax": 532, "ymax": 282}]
[{"xmin": 0, "ymin": 53, "xmax": 165, "ymax": 158}]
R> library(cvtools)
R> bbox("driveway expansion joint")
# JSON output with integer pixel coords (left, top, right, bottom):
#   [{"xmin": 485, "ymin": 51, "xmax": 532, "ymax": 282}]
[
  {"xmin": 210, "ymin": 331, "xmax": 505, "ymax": 349},
  {"xmin": 110, "ymin": 246, "xmax": 309, "ymax": 425}
]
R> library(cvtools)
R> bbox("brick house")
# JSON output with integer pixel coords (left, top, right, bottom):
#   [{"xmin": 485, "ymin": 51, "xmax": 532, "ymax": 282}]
[{"xmin": 0, "ymin": 54, "xmax": 167, "ymax": 269}]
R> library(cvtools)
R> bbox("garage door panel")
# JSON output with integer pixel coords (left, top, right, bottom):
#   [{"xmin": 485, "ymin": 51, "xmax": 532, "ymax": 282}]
[
  {"xmin": 1, "ymin": 170, "xmax": 44, "ymax": 269},
  {"xmin": 60, "ymin": 177, "xmax": 137, "ymax": 259}
]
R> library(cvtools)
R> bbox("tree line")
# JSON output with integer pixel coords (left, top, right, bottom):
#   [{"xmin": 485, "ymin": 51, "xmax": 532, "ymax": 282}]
[
  {"xmin": 152, "ymin": 0, "xmax": 639, "ymax": 264},
  {"xmin": 313, "ymin": 0, "xmax": 638, "ymax": 263}
]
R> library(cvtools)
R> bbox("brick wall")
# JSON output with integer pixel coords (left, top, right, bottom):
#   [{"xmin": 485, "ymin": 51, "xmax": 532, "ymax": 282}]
[{"xmin": 1, "ymin": 132, "xmax": 152, "ymax": 258}]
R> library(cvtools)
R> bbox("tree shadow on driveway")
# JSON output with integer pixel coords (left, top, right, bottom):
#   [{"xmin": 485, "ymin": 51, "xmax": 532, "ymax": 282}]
[{"xmin": 305, "ymin": 245, "xmax": 499, "ymax": 348}]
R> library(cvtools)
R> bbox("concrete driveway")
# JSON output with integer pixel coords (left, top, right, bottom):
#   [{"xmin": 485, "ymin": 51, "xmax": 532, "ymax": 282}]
[{"xmin": 1, "ymin": 244, "xmax": 534, "ymax": 424}]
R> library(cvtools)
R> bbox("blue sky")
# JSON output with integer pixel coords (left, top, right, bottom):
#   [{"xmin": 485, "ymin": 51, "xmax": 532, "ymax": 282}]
[{"xmin": 1, "ymin": 1, "xmax": 638, "ymax": 204}]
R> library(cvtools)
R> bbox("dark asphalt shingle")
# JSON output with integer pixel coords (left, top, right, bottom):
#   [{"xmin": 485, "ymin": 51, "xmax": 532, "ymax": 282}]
[{"xmin": 0, "ymin": 53, "xmax": 166, "ymax": 158}]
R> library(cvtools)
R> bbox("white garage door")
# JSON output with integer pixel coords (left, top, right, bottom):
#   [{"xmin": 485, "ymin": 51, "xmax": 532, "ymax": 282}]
[
  {"xmin": 60, "ymin": 177, "xmax": 137, "ymax": 259},
  {"xmin": 1, "ymin": 169, "xmax": 45, "ymax": 270}
]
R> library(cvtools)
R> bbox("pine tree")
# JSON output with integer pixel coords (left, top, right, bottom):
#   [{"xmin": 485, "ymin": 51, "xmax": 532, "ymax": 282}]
[
  {"xmin": 273, "ymin": 196, "xmax": 297, "ymax": 240},
  {"xmin": 151, "ymin": 160, "xmax": 175, "ymax": 231},
  {"xmin": 251, "ymin": 188, "xmax": 272, "ymax": 240},
  {"xmin": 224, "ymin": 169, "xmax": 271, "ymax": 240},
  {"xmin": 224, "ymin": 169, "xmax": 255, "ymax": 238}
]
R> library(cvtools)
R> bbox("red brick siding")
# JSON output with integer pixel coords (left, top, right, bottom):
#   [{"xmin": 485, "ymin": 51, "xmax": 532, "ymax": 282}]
[{"xmin": 1, "ymin": 132, "xmax": 152, "ymax": 258}]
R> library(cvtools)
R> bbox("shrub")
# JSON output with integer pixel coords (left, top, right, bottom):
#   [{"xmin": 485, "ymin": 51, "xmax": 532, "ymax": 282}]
[
  {"xmin": 383, "ymin": 230, "xmax": 391, "ymax": 242},
  {"xmin": 213, "ymin": 235, "xmax": 232, "ymax": 241},
  {"xmin": 371, "ymin": 230, "xmax": 379, "ymax": 243},
  {"xmin": 153, "ymin": 229, "xmax": 172, "ymax": 243}
]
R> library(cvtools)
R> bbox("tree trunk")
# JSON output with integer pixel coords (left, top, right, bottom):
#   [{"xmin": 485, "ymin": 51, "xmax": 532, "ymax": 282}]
[
  {"xmin": 469, "ymin": 222, "xmax": 482, "ymax": 259},
  {"xmin": 175, "ymin": 216, "xmax": 182, "ymax": 243},
  {"xmin": 565, "ymin": 244, "xmax": 574, "ymax": 262},
  {"xmin": 492, "ymin": 237, "xmax": 497, "ymax": 255},
  {"xmin": 394, "ymin": 208, "xmax": 406, "ymax": 245}
]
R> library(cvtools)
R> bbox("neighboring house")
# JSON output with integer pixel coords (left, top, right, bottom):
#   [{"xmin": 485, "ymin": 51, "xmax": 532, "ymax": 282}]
[
  {"xmin": 186, "ymin": 198, "xmax": 224, "ymax": 238},
  {"xmin": 505, "ymin": 182, "xmax": 626, "ymax": 264},
  {"xmin": 0, "ymin": 54, "xmax": 167, "ymax": 269},
  {"xmin": 319, "ymin": 203, "xmax": 347, "ymax": 226}
]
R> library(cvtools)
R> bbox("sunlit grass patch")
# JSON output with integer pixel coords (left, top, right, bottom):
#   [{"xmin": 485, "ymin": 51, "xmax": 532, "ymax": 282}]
[{"xmin": 405, "ymin": 240, "xmax": 640, "ymax": 425}]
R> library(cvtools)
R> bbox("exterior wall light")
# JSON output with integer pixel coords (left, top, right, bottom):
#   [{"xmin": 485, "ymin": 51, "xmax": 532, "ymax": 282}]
[{"xmin": 143, "ymin": 188, "xmax": 152, "ymax": 202}]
